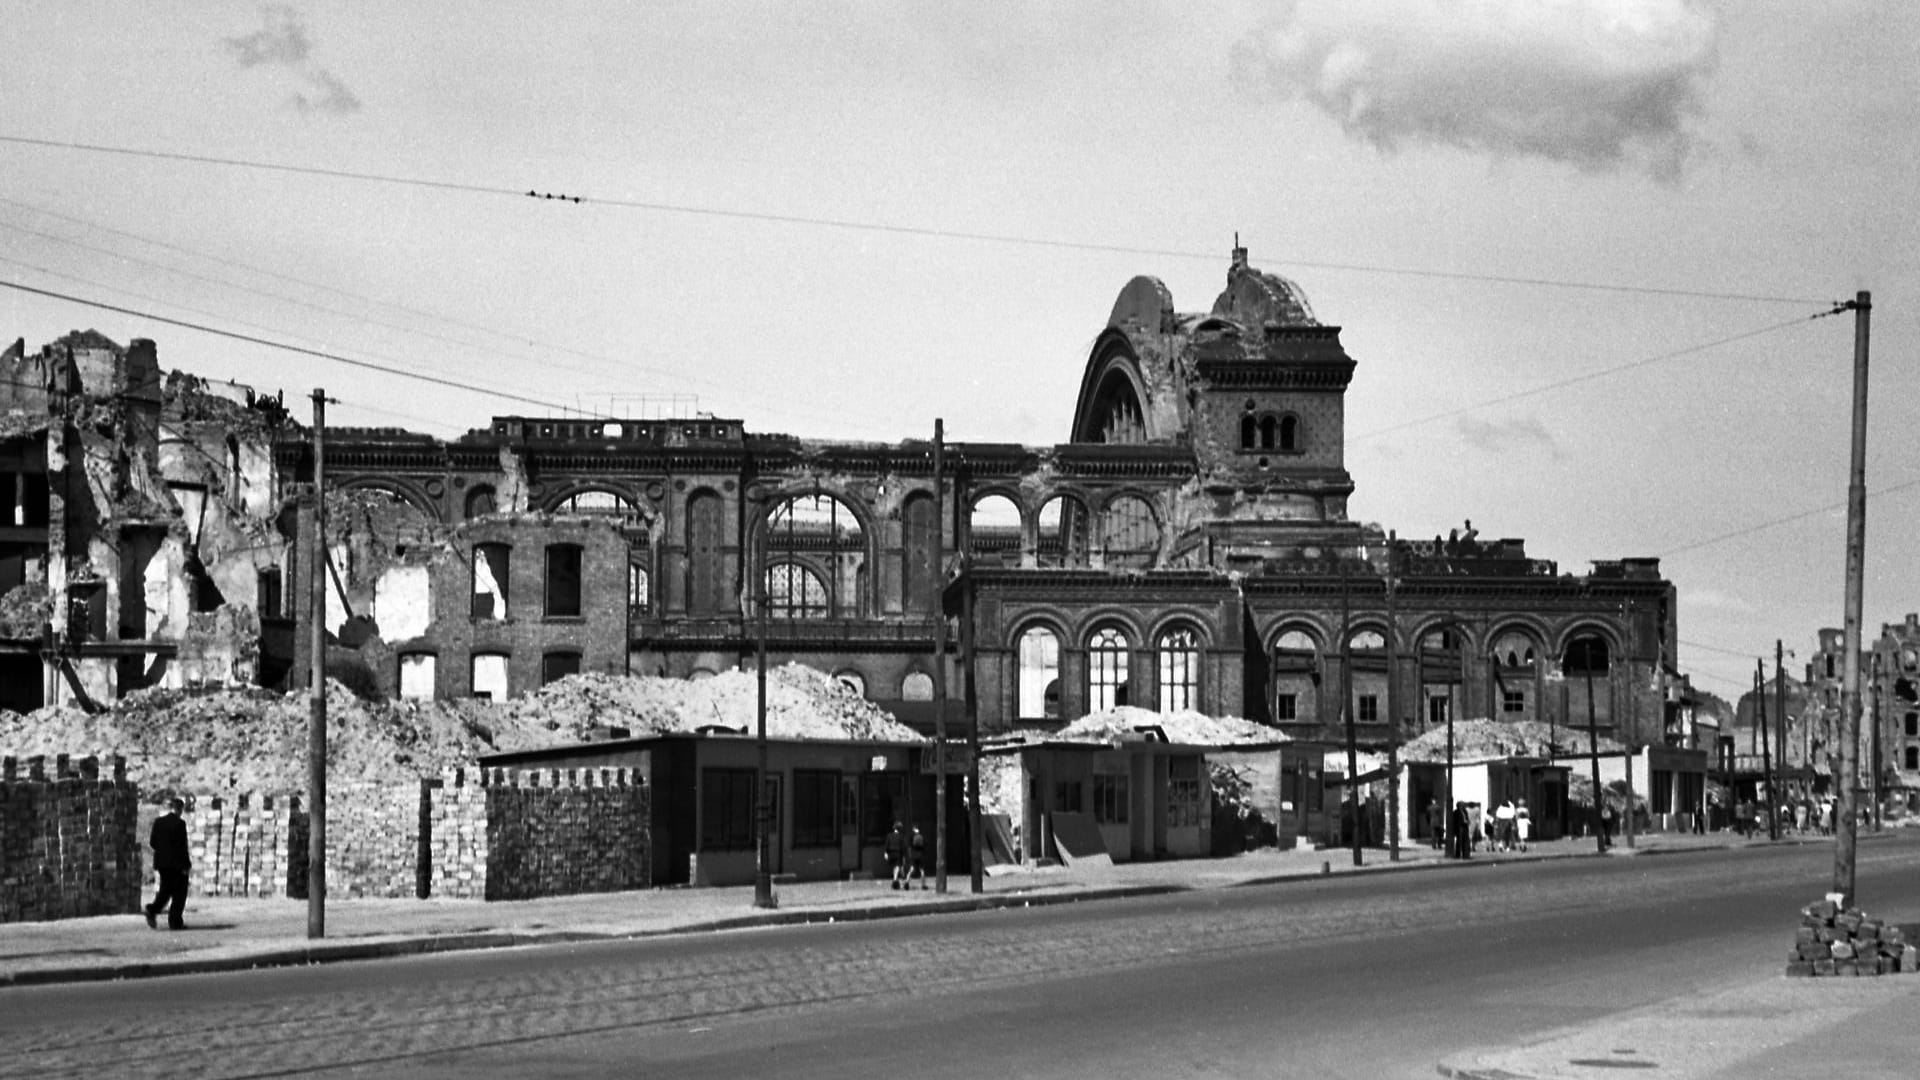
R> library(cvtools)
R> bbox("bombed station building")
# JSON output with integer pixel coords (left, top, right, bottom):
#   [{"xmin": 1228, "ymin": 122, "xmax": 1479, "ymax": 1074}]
[
  {"xmin": 0, "ymin": 331, "xmax": 295, "ymax": 712},
  {"xmin": 273, "ymin": 248, "xmax": 1680, "ymax": 756}
]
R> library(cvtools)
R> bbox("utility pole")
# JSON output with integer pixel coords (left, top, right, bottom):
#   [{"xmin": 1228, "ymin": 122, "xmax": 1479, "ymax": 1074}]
[
  {"xmin": 1340, "ymin": 564, "xmax": 1360, "ymax": 865},
  {"xmin": 1584, "ymin": 640, "xmax": 1606, "ymax": 853},
  {"xmin": 1384, "ymin": 533, "xmax": 1401, "ymax": 862},
  {"xmin": 306, "ymin": 389, "xmax": 328, "ymax": 940},
  {"xmin": 1870, "ymin": 652, "xmax": 1883, "ymax": 833},
  {"xmin": 963, "ymin": 548, "xmax": 983, "ymax": 893},
  {"xmin": 1834, "ymin": 291, "xmax": 1870, "ymax": 908},
  {"xmin": 1758, "ymin": 660, "xmax": 1777, "ymax": 840},
  {"xmin": 753, "ymin": 514, "xmax": 774, "ymax": 910},
  {"xmin": 932, "ymin": 419, "xmax": 948, "ymax": 894},
  {"xmin": 1775, "ymin": 640, "xmax": 1789, "ymax": 810}
]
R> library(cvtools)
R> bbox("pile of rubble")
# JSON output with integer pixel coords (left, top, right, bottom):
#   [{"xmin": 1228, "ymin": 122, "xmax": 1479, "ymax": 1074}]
[
  {"xmin": 1787, "ymin": 899, "xmax": 1918, "ymax": 977},
  {"xmin": 0, "ymin": 665, "xmax": 919, "ymax": 802},
  {"xmin": 1401, "ymin": 718, "xmax": 1626, "ymax": 762}
]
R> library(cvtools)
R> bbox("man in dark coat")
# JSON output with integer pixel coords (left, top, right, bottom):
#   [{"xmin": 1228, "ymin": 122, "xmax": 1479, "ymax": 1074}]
[
  {"xmin": 884, "ymin": 820, "xmax": 908, "ymax": 889},
  {"xmin": 145, "ymin": 798, "xmax": 191, "ymax": 930}
]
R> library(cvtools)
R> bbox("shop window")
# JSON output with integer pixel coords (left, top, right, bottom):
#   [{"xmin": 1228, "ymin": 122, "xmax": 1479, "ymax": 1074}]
[
  {"xmin": 545, "ymin": 543, "xmax": 582, "ymax": 618},
  {"xmin": 793, "ymin": 769, "xmax": 841, "ymax": 848},
  {"xmin": 1052, "ymin": 780, "xmax": 1084, "ymax": 813},
  {"xmin": 700, "ymin": 767, "xmax": 758, "ymax": 850},
  {"xmin": 471, "ymin": 544, "xmax": 509, "ymax": 620},
  {"xmin": 861, "ymin": 773, "xmax": 909, "ymax": 843},
  {"xmin": 1093, "ymin": 774, "xmax": 1129, "ymax": 825}
]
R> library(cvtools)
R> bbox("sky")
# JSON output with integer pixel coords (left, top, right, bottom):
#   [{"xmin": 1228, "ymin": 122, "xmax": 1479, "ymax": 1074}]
[{"xmin": 3, "ymin": 1, "xmax": 1915, "ymax": 704}]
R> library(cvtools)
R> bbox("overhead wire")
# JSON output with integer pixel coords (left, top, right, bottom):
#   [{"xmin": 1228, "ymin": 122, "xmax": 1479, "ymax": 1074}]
[{"xmin": 0, "ymin": 133, "xmax": 1835, "ymax": 306}]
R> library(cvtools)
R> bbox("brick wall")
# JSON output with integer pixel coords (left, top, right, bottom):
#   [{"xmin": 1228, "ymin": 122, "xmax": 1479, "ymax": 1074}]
[
  {"xmin": 5, "ymin": 762, "xmax": 650, "ymax": 919},
  {"xmin": 461, "ymin": 766, "xmax": 649, "ymax": 902},
  {"xmin": 0, "ymin": 754, "xmax": 141, "ymax": 923}
]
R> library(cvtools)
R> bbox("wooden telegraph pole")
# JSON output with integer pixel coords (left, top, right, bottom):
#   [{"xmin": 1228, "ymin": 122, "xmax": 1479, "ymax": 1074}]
[
  {"xmin": 932, "ymin": 420, "xmax": 948, "ymax": 894},
  {"xmin": 1758, "ymin": 660, "xmax": 1777, "ymax": 841},
  {"xmin": 1834, "ymin": 291, "xmax": 1870, "ymax": 908},
  {"xmin": 307, "ymin": 389, "xmax": 328, "ymax": 940}
]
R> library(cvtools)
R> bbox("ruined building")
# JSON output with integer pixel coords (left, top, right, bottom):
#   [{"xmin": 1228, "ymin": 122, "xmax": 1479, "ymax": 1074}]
[
  {"xmin": 281, "ymin": 248, "xmax": 1679, "ymax": 753},
  {"xmin": 0, "ymin": 332, "xmax": 292, "ymax": 712}
]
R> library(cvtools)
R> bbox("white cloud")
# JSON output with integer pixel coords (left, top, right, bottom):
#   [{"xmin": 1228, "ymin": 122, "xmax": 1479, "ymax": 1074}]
[
  {"xmin": 1230, "ymin": 0, "xmax": 1719, "ymax": 180},
  {"xmin": 1456, "ymin": 413, "xmax": 1560, "ymax": 456},
  {"xmin": 223, "ymin": 5, "xmax": 361, "ymax": 116}
]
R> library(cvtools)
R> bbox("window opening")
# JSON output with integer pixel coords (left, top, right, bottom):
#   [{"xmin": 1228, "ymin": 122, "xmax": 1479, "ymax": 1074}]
[
  {"xmin": 1088, "ymin": 626, "xmax": 1131, "ymax": 711},
  {"xmin": 1018, "ymin": 626, "xmax": 1061, "ymax": 721},
  {"xmin": 545, "ymin": 544, "xmax": 582, "ymax": 618},
  {"xmin": 1157, "ymin": 626, "xmax": 1200, "ymax": 712},
  {"xmin": 472, "ymin": 544, "xmax": 509, "ymax": 620}
]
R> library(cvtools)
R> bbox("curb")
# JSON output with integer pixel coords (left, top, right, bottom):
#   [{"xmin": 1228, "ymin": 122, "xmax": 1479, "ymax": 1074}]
[{"xmin": 0, "ymin": 884, "xmax": 1189, "ymax": 987}]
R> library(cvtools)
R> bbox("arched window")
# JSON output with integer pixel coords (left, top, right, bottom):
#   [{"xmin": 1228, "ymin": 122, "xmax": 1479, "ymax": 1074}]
[
  {"xmin": 1258, "ymin": 415, "xmax": 1278, "ymax": 450},
  {"xmin": 902, "ymin": 491, "xmax": 938, "ymax": 614},
  {"xmin": 1272, "ymin": 629, "xmax": 1319, "ymax": 724},
  {"xmin": 551, "ymin": 489, "xmax": 636, "ymax": 516},
  {"xmin": 685, "ymin": 490, "xmax": 726, "ymax": 617},
  {"xmin": 1101, "ymin": 495, "xmax": 1159, "ymax": 569},
  {"xmin": 835, "ymin": 670, "xmax": 867, "ymax": 697},
  {"xmin": 1280, "ymin": 415, "xmax": 1300, "ymax": 451},
  {"xmin": 969, "ymin": 494, "xmax": 1023, "ymax": 559},
  {"xmin": 1088, "ymin": 626, "xmax": 1131, "ymax": 711},
  {"xmin": 464, "ymin": 485, "xmax": 497, "ymax": 519},
  {"xmin": 1240, "ymin": 415, "xmax": 1257, "ymax": 450},
  {"xmin": 1018, "ymin": 626, "xmax": 1061, "ymax": 722},
  {"xmin": 1156, "ymin": 626, "xmax": 1200, "ymax": 712},
  {"xmin": 765, "ymin": 562, "xmax": 828, "ymax": 619},
  {"xmin": 901, "ymin": 672, "xmax": 934, "ymax": 701},
  {"xmin": 765, "ymin": 493, "xmax": 864, "ymax": 617}
]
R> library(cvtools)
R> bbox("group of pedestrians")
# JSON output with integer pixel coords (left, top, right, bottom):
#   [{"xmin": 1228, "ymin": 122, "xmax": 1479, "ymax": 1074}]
[
  {"xmin": 1427, "ymin": 797, "xmax": 1530, "ymax": 859},
  {"xmin": 883, "ymin": 820, "xmax": 929, "ymax": 889}
]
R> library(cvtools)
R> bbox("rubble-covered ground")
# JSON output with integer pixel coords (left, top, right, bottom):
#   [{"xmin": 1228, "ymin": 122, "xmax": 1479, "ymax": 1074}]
[
  {"xmin": 996, "ymin": 705, "xmax": 1287, "ymax": 749},
  {"xmin": 0, "ymin": 664, "xmax": 920, "ymax": 802},
  {"xmin": 1400, "ymin": 717, "xmax": 1626, "ymax": 763}
]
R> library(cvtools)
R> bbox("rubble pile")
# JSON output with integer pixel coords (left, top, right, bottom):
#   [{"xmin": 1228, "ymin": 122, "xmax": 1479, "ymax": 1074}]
[
  {"xmin": 495, "ymin": 665, "xmax": 923, "ymax": 743},
  {"xmin": 0, "ymin": 665, "xmax": 920, "ymax": 802},
  {"xmin": 1010, "ymin": 705, "xmax": 1286, "ymax": 749},
  {"xmin": 1787, "ymin": 899, "xmax": 1919, "ymax": 977},
  {"xmin": 1401, "ymin": 718, "xmax": 1626, "ymax": 763}
]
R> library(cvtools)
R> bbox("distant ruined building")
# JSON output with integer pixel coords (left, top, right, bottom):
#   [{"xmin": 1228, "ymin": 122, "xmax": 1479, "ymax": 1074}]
[{"xmin": 3, "ymin": 250, "xmax": 1682, "ymax": 760}]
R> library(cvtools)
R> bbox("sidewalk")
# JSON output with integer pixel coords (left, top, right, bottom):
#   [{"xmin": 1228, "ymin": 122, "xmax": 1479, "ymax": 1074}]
[{"xmin": 0, "ymin": 828, "xmax": 1789, "ymax": 988}]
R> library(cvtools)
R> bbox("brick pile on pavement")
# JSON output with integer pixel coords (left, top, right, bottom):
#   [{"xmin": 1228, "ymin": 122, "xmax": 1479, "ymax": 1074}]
[{"xmin": 1787, "ymin": 899, "xmax": 1919, "ymax": 977}]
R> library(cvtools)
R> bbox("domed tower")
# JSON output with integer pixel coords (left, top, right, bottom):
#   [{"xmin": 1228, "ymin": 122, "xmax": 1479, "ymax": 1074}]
[{"xmin": 1070, "ymin": 245, "xmax": 1366, "ymax": 565}]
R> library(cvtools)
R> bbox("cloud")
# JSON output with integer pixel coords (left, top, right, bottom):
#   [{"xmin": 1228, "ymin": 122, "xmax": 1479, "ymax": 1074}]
[
  {"xmin": 1230, "ymin": 0, "xmax": 1719, "ymax": 180},
  {"xmin": 292, "ymin": 69, "xmax": 361, "ymax": 116},
  {"xmin": 1455, "ymin": 414, "xmax": 1561, "ymax": 456},
  {"xmin": 223, "ymin": 5, "xmax": 361, "ymax": 116},
  {"xmin": 224, "ymin": 5, "xmax": 311, "ymax": 68}
]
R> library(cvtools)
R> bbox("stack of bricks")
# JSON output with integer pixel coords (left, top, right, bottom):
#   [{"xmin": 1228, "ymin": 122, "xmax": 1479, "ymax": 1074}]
[
  {"xmin": 181, "ymin": 794, "xmax": 295, "ymax": 899},
  {"xmin": 477, "ymin": 766, "xmax": 649, "ymax": 902},
  {"xmin": 0, "ymin": 754, "xmax": 141, "ymax": 923},
  {"xmin": 428, "ymin": 768, "xmax": 490, "ymax": 900},
  {"xmin": 1787, "ymin": 899, "xmax": 1919, "ymax": 977},
  {"xmin": 326, "ymin": 781, "xmax": 431, "ymax": 899}
]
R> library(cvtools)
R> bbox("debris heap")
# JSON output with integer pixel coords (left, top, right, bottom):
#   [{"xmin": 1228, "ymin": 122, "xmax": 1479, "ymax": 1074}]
[{"xmin": 1787, "ymin": 899, "xmax": 1919, "ymax": 977}]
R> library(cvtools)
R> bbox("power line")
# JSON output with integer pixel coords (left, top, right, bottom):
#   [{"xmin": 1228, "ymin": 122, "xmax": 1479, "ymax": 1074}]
[
  {"xmin": 0, "ymin": 196, "xmax": 903, "ymax": 437},
  {"xmin": 0, "ymin": 277, "xmax": 574, "ymax": 413},
  {"xmin": 1656, "ymin": 475, "xmax": 1920, "ymax": 558},
  {"xmin": 1, "ymin": 132, "xmax": 1835, "ymax": 306},
  {"xmin": 1351, "ymin": 312, "xmax": 1827, "ymax": 443}
]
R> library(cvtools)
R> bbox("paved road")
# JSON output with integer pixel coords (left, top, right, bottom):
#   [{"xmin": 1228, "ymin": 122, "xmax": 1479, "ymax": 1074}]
[{"xmin": 3, "ymin": 840, "xmax": 1916, "ymax": 1079}]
